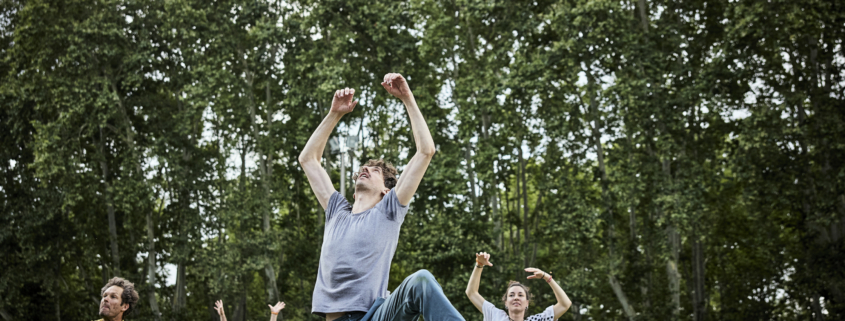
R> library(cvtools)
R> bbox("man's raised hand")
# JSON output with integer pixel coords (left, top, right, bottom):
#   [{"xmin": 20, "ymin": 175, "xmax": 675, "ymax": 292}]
[
  {"xmin": 475, "ymin": 252, "xmax": 493, "ymax": 267},
  {"xmin": 331, "ymin": 88, "xmax": 358, "ymax": 115},
  {"xmin": 381, "ymin": 73, "xmax": 413, "ymax": 101},
  {"xmin": 269, "ymin": 301, "xmax": 285, "ymax": 314},
  {"xmin": 214, "ymin": 300, "xmax": 227, "ymax": 321}
]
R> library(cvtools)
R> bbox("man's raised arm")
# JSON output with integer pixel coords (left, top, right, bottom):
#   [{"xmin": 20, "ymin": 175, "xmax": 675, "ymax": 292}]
[
  {"xmin": 381, "ymin": 73, "xmax": 436, "ymax": 206},
  {"xmin": 298, "ymin": 88, "xmax": 358, "ymax": 210}
]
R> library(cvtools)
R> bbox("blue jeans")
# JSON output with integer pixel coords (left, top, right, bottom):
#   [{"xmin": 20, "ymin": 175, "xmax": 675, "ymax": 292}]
[{"xmin": 334, "ymin": 270, "xmax": 465, "ymax": 321}]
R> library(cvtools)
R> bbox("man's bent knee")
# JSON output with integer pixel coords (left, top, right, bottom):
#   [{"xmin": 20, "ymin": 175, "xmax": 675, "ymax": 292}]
[{"xmin": 408, "ymin": 269, "xmax": 436, "ymax": 286}]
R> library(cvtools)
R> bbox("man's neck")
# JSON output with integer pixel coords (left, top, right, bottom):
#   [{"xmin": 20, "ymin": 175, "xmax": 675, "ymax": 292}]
[
  {"xmin": 351, "ymin": 192, "xmax": 382, "ymax": 213},
  {"xmin": 102, "ymin": 314, "xmax": 123, "ymax": 321}
]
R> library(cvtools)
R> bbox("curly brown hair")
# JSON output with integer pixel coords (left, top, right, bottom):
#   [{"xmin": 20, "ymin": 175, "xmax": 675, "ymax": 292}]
[
  {"xmin": 360, "ymin": 159, "xmax": 398, "ymax": 189},
  {"xmin": 501, "ymin": 280, "xmax": 533, "ymax": 311},
  {"xmin": 101, "ymin": 277, "xmax": 139, "ymax": 316}
]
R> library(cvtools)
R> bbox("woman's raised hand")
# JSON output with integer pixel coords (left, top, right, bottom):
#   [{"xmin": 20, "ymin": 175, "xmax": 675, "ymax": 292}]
[
  {"xmin": 525, "ymin": 267, "xmax": 551, "ymax": 281},
  {"xmin": 475, "ymin": 252, "xmax": 493, "ymax": 267}
]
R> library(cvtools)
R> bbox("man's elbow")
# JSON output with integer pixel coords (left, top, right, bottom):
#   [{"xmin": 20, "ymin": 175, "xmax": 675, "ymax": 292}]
[
  {"xmin": 419, "ymin": 146, "xmax": 436, "ymax": 158},
  {"xmin": 464, "ymin": 289, "xmax": 473, "ymax": 298},
  {"xmin": 298, "ymin": 155, "xmax": 315, "ymax": 166}
]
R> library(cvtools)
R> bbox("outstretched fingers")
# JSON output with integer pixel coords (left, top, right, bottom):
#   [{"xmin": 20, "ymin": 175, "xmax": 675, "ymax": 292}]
[
  {"xmin": 525, "ymin": 267, "xmax": 544, "ymax": 279},
  {"xmin": 269, "ymin": 301, "xmax": 286, "ymax": 313},
  {"xmin": 475, "ymin": 251, "xmax": 493, "ymax": 266}
]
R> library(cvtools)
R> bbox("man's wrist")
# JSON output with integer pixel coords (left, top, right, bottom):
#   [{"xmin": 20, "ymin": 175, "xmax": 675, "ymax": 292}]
[
  {"xmin": 327, "ymin": 110, "xmax": 347, "ymax": 118},
  {"xmin": 400, "ymin": 94, "xmax": 416, "ymax": 105},
  {"xmin": 475, "ymin": 263, "xmax": 484, "ymax": 269}
]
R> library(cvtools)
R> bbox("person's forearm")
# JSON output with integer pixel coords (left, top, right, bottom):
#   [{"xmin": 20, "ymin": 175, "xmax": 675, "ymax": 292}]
[
  {"xmin": 298, "ymin": 112, "xmax": 343, "ymax": 163},
  {"xmin": 401, "ymin": 96, "xmax": 436, "ymax": 156},
  {"xmin": 548, "ymin": 277, "xmax": 572, "ymax": 309},
  {"xmin": 465, "ymin": 264, "xmax": 484, "ymax": 295},
  {"xmin": 269, "ymin": 313, "xmax": 278, "ymax": 321}
]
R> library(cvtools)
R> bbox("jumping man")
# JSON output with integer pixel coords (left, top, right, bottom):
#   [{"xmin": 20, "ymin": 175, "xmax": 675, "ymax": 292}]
[{"xmin": 299, "ymin": 73, "xmax": 464, "ymax": 321}]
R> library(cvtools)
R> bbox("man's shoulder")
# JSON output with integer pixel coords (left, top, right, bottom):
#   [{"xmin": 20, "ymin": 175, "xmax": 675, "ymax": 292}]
[{"xmin": 327, "ymin": 191, "xmax": 351, "ymax": 212}]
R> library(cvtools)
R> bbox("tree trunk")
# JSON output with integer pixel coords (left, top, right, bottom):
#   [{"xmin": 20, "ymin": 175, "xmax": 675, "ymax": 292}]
[
  {"xmin": 54, "ymin": 292, "xmax": 61, "ymax": 321},
  {"xmin": 692, "ymin": 230, "xmax": 707, "ymax": 321},
  {"xmin": 514, "ymin": 168, "xmax": 521, "ymax": 259},
  {"xmin": 519, "ymin": 141, "xmax": 530, "ymax": 267},
  {"xmin": 811, "ymin": 292, "xmax": 825, "ymax": 321},
  {"xmin": 666, "ymin": 225, "xmax": 681, "ymax": 318},
  {"xmin": 637, "ymin": 0, "xmax": 649, "ymax": 32},
  {"xmin": 650, "ymin": 124, "xmax": 681, "ymax": 319},
  {"xmin": 99, "ymin": 127, "xmax": 120, "ymax": 277},
  {"xmin": 640, "ymin": 211, "xmax": 654, "ymax": 310},
  {"xmin": 232, "ymin": 273, "xmax": 251, "ymax": 321},
  {"xmin": 466, "ymin": 143, "xmax": 477, "ymax": 206},
  {"xmin": 509, "ymin": 220, "xmax": 515, "ymax": 259},
  {"xmin": 171, "ymin": 135, "xmax": 193, "ymax": 317},
  {"xmin": 147, "ymin": 204, "xmax": 162, "ymax": 321},
  {"xmin": 586, "ymin": 70, "xmax": 635, "ymax": 320},
  {"xmin": 482, "ymin": 111, "xmax": 502, "ymax": 251},
  {"xmin": 609, "ymin": 274, "xmax": 636, "ymax": 320},
  {"xmin": 629, "ymin": 207, "xmax": 637, "ymax": 244},
  {"xmin": 626, "ymin": 126, "xmax": 638, "ymax": 244},
  {"xmin": 529, "ymin": 193, "xmax": 543, "ymax": 267},
  {"xmin": 172, "ymin": 262, "xmax": 187, "ymax": 316},
  {"xmin": 265, "ymin": 264, "xmax": 282, "ymax": 318},
  {"xmin": 241, "ymin": 48, "xmax": 282, "ymax": 304},
  {"xmin": 101, "ymin": 262, "xmax": 109, "ymax": 286}
]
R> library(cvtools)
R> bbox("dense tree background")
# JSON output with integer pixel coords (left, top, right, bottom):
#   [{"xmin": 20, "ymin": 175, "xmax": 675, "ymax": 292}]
[{"xmin": 2, "ymin": 0, "xmax": 844, "ymax": 320}]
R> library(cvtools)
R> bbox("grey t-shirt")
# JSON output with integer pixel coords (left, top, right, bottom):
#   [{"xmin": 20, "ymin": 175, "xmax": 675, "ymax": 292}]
[
  {"xmin": 482, "ymin": 300, "xmax": 557, "ymax": 321},
  {"xmin": 311, "ymin": 190, "xmax": 409, "ymax": 315}
]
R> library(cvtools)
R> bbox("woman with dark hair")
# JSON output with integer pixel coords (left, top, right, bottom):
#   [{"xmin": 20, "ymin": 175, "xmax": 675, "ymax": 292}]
[{"xmin": 466, "ymin": 252, "xmax": 572, "ymax": 321}]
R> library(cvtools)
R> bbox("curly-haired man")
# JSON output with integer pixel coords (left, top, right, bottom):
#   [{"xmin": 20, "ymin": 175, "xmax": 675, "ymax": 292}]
[{"xmin": 95, "ymin": 277, "xmax": 139, "ymax": 321}]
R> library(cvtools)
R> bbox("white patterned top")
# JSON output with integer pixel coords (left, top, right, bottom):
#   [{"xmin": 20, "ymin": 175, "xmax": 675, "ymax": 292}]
[{"xmin": 482, "ymin": 300, "xmax": 557, "ymax": 321}]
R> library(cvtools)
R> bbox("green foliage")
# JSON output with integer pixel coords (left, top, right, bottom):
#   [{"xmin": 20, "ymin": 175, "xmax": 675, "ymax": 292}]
[{"xmin": 1, "ymin": 0, "xmax": 844, "ymax": 320}]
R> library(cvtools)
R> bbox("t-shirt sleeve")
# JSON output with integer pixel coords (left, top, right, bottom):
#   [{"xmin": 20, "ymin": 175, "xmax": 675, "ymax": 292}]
[
  {"xmin": 375, "ymin": 189, "xmax": 409, "ymax": 221},
  {"xmin": 482, "ymin": 300, "xmax": 506, "ymax": 321},
  {"xmin": 325, "ymin": 191, "xmax": 350, "ymax": 222},
  {"xmin": 526, "ymin": 305, "xmax": 557, "ymax": 321}
]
